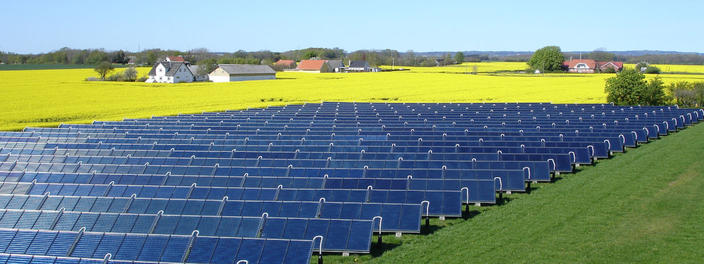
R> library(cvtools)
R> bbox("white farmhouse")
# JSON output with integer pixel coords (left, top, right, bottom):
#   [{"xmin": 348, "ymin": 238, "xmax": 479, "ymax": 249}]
[
  {"xmin": 145, "ymin": 61, "xmax": 195, "ymax": 83},
  {"xmin": 208, "ymin": 64, "xmax": 276, "ymax": 82}
]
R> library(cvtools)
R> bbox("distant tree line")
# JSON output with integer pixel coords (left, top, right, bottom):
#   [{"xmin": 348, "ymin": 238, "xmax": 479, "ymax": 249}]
[{"xmin": 2, "ymin": 47, "xmax": 704, "ymax": 68}]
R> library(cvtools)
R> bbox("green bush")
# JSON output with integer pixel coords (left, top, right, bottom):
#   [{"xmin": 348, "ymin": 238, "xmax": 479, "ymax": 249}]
[
  {"xmin": 668, "ymin": 81, "xmax": 704, "ymax": 107},
  {"xmin": 645, "ymin": 66, "xmax": 661, "ymax": 74},
  {"xmin": 602, "ymin": 67, "xmax": 616, "ymax": 73},
  {"xmin": 605, "ymin": 68, "xmax": 668, "ymax": 106},
  {"xmin": 123, "ymin": 67, "xmax": 138, "ymax": 82},
  {"xmin": 106, "ymin": 73, "xmax": 122, "ymax": 81}
]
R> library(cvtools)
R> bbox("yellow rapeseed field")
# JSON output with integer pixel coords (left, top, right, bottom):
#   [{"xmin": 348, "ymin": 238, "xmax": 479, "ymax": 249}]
[
  {"xmin": 1, "ymin": 64, "xmax": 703, "ymax": 131},
  {"xmin": 382, "ymin": 62, "xmax": 529, "ymax": 73},
  {"xmin": 624, "ymin": 63, "xmax": 704, "ymax": 73}
]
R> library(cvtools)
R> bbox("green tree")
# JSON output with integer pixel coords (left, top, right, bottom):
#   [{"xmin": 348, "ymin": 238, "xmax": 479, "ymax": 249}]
[
  {"xmin": 112, "ymin": 50, "xmax": 128, "ymax": 64},
  {"xmin": 196, "ymin": 58, "xmax": 218, "ymax": 76},
  {"xmin": 86, "ymin": 50, "xmax": 109, "ymax": 65},
  {"xmin": 605, "ymin": 69, "xmax": 646, "ymax": 105},
  {"xmin": 145, "ymin": 50, "xmax": 159, "ymax": 65},
  {"xmin": 605, "ymin": 68, "xmax": 668, "ymax": 106},
  {"xmin": 94, "ymin": 61, "xmax": 114, "ymax": 80},
  {"xmin": 302, "ymin": 50, "xmax": 318, "ymax": 60},
  {"xmin": 528, "ymin": 46, "xmax": 565, "ymax": 72},
  {"xmin": 454, "ymin": 52, "xmax": 465, "ymax": 64},
  {"xmin": 641, "ymin": 76, "xmax": 668, "ymax": 105}
]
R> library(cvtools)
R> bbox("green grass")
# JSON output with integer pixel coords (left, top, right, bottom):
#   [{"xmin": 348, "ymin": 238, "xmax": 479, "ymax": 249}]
[{"xmin": 321, "ymin": 122, "xmax": 704, "ymax": 263}]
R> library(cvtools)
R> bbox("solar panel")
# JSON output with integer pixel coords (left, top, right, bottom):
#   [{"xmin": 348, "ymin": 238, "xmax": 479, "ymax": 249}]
[{"xmin": 0, "ymin": 102, "xmax": 700, "ymax": 262}]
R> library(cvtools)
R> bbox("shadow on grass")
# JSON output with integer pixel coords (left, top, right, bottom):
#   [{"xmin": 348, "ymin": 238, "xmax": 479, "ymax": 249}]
[{"xmin": 368, "ymin": 239, "xmax": 402, "ymax": 257}]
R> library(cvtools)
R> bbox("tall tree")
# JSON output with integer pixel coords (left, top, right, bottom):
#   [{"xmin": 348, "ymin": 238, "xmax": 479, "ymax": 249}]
[
  {"xmin": 454, "ymin": 52, "xmax": 465, "ymax": 64},
  {"xmin": 94, "ymin": 61, "xmax": 114, "ymax": 80},
  {"xmin": 528, "ymin": 46, "xmax": 565, "ymax": 72},
  {"xmin": 112, "ymin": 50, "xmax": 128, "ymax": 64},
  {"xmin": 86, "ymin": 50, "xmax": 109, "ymax": 65}
]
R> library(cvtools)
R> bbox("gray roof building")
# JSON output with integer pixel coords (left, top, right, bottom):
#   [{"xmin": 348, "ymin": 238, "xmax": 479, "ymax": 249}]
[
  {"xmin": 349, "ymin": 60, "xmax": 370, "ymax": 68},
  {"xmin": 148, "ymin": 61, "xmax": 191, "ymax": 77},
  {"xmin": 326, "ymin": 60, "xmax": 345, "ymax": 71},
  {"xmin": 208, "ymin": 64, "xmax": 276, "ymax": 82},
  {"xmin": 217, "ymin": 64, "xmax": 276, "ymax": 75}
]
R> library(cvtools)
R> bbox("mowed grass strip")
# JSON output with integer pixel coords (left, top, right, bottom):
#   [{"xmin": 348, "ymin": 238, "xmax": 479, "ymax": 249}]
[{"xmin": 322, "ymin": 122, "xmax": 704, "ymax": 263}]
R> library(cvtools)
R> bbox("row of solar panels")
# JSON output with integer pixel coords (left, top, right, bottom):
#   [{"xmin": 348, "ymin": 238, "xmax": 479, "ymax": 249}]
[
  {"xmin": 0, "ymin": 194, "xmax": 421, "ymax": 233},
  {"xmin": 0, "ymin": 208, "xmax": 372, "ymax": 253},
  {"xmin": 19, "ymin": 125, "xmax": 678, "ymax": 138},
  {"xmin": 0, "ymin": 228, "xmax": 312, "ymax": 263},
  {"xmin": 0, "ymin": 182, "xmax": 460, "ymax": 217},
  {"xmin": 0, "ymin": 143, "xmax": 576, "ymax": 172},
  {"xmin": 0, "ymin": 133, "xmax": 627, "ymax": 156},
  {"xmin": 0, "ymin": 103, "xmax": 701, "ymax": 263},
  {"xmin": 85, "ymin": 119, "xmax": 696, "ymax": 129}
]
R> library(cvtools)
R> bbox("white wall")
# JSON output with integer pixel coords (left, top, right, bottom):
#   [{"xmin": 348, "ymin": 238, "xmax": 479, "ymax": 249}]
[
  {"xmin": 229, "ymin": 75, "xmax": 275, "ymax": 82},
  {"xmin": 210, "ymin": 75, "xmax": 231, "ymax": 83},
  {"xmin": 211, "ymin": 75, "xmax": 276, "ymax": 82},
  {"xmin": 149, "ymin": 63, "xmax": 194, "ymax": 83}
]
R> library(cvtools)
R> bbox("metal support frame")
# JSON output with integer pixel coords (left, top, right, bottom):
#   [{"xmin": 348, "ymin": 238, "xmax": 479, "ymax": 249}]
[{"xmin": 372, "ymin": 216, "xmax": 383, "ymax": 246}]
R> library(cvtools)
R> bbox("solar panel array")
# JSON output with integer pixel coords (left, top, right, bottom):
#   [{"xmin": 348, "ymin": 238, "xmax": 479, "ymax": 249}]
[{"xmin": 0, "ymin": 102, "xmax": 701, "ymax": 263}]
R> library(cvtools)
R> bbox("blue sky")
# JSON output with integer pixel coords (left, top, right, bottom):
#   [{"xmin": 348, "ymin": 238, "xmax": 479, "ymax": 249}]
[{"xmin": 2, "ymin": 0, "xmax": 702, "ymax": 53}]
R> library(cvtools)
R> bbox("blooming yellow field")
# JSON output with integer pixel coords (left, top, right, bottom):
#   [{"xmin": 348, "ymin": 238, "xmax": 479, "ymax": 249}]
[
  {"xmin": 383, "ymin": 62, "xmax": 528, "ymax": 73},
  {"xmin": 624, "ymin": 63, "xmax": 704, "ymax": 73},
  {"xmin": 1, "ymin": 64, "xmax": 703, "ymax": 131}
]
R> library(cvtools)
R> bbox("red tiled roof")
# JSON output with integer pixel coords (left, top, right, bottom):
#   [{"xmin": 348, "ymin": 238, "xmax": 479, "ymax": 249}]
[
  {"xmin": 566, "ymin": 59, "xmax": 597, "ymax": 69},
  {"xmin": 167, "ymin": 56, "xmax": 185, "ymax": 62},
  {"xmin": 599, "ymin": 61, "xmax": 624, "ymax": 69},
  {"xmin": 296, "ymin": 60, "xmax": 327, "ymax": 71},
  {"xmin": 275, "ymin": 60, "xmax": 296, "ymax": 66}
]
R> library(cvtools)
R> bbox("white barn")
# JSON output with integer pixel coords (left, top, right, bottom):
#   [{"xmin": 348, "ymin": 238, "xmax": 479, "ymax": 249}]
[
  {"xmin": 208, "ymin": 64, "xmax": 276, "ymax": 82},
  {"xmin": 145, "ymin": 61, "xmax": 194, "ymax": 83}
]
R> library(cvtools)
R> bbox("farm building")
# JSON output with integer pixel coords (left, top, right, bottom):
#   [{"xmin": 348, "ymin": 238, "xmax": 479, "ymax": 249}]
[
  {"xmin": 296, "ymin": 60, "xmax": 331, "ymax": 73},
  {"xmin": 165, "ymin": 56, "xmax": 185, "ymax": 62},
  {"xmin": 326, "ymin": 60, "xmax": 345, "ymax": 72},
  {"xmin": 208, "ymin": 64, "xmax": 276, "ymax": 82},
  {"xmin": 274, "ymin": 59, "xmax": 297, "ymax": 69},
  {"xmin": 145, "ymin": 61, "xmax": 195, "ymax": 83},
  {"xmin": 187, "ymin": 65, "xmax": 209, "ymax": 82},
  {"xmin": 564, "ymin": 59, "xmax": 598, "ymax": 73},
  {"xmin": 347, "ymin": 60, "xmax": 371, "ymax": 72},
  {"xmin": 598, "ymin": 61, "xmax": 624, "ymax": 72},
  {"xmin": 564, "ymin": 59, "xmax": 624, "ymax": 73}
]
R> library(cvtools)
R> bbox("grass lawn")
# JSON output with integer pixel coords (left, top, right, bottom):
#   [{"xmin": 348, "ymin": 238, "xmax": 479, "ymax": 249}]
[{"xmin": 322, "ymin": 122, "xmax": 704, "ymax": 263}]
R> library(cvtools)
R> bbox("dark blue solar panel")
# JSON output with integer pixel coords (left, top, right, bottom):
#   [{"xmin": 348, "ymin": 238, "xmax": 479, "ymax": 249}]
[{"xmin": 0, "ymin": 102, "xmax": 699, "ymax": 261}]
